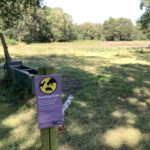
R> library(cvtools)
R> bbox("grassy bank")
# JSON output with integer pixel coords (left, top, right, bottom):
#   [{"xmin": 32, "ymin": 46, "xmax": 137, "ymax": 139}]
[{"xmin": 0, "ymin": 41, "xmax": 150, "ymax": 150}]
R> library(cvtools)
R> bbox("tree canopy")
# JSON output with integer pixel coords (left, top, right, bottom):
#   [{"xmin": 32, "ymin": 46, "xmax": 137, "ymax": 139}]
[
  {"xmin": 77, "ymin": 23, "xmax": 103, "ymax": 40},
  {"xmin": 0, "ymin": 1, "xmax": 148, "ymax": 42},
  {"xmin": 46, "ymin": 8, "xmax": 75, "ymax": 42},
  {"xmin": 139, "ymin": 0, "xmax": 150, "ymax": 36},
  {"xmin": 103, "ymin": 18, "xmax": 134, "ymax": 41},
  {"xmin": 0, "ymin": 0, "xmax": 42, "ymax": 28}
]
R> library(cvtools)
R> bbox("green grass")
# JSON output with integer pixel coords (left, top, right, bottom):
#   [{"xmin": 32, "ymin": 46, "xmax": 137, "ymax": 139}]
[{"xmin": 0, "ymin": 41, "xmax": 150, "ymax": 150}]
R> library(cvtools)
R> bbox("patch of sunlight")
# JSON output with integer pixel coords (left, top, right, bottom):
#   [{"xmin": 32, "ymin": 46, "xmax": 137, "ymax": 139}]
[
  {"xmin": 128, "ymin": 97, "xmax": 138, "ymax": 105},
  {"xmin": 126, "ymin": 119, "xmax": 136, "ymax": 125},
  {"xmin": 0, "ymin": 108, "xmax": 40, "ymax": 150},
  {"xmin": 2, "ymin": 109, "xmax": 36, "ymax": 128},
  {"xmin": 82, "ymin": 66, "xmax": 97, "ymax": 74},
  {"xmin": 133, "ymin": 87, "xmax": 150, "ymax": 97},
  {"xmin": 103, "ymin": 126, "xmax": 142, "ymax": 148},
  {"xmin": 143, "ymin": 88, "xmax": 150, "ymax": 96},
  {"xmin": 113, "ymin": 60, "xmax": 150, "ymax": 65},
  {"xmin": 112, "ymin": 58, "xmax": 137, "ymax": 64},
  {"xmin": 124, "ymin": 112, "xmax": 137, "ymax": 125},
  {"xmin": 133, "ymin": 88, "xmax": 141, "ymax": 96},
  {"xmin": 86, "ymin": 111, "xmax": 96, "ymax": 119},
  {"xmin": 59, "ymin": 144, "xmax": 73, "ymax": 150},
  {"xmin": 10, "ymin": 125, "xmax": 28, "ymax": 139},
  {"xmin": 112, "ymin": 110, "xmax": 137, "ymax": 125},
  {"xmin": 127, "ymin": 97, "xmax": 148, "ymax": 110},
  {"xmin": 112, "ymin": 110, "xmax": 122, "ymax": 118},
  {"xmin": 137, "ymin": 102, "xmax": 147, "ymax": 110},
  {"xmin": 146, "ymin": 99, "xmax": 150, "ymax": 104},
  {"xmin": 114, "ymin": 52, "xmax": 132, "ymax": 58},
  {"xmin": 75, "ymin": 101, "xmax": 88, "ymax": 108},
  {"xmin": 67, "ymin": 121, "xmax": 84, "ymax": 135},
  {"xmin": 0, "ymin": 125, "xmax": 40, "ymax": 150},
  {"xmin": 143, "ymin": 80, "xmax": 150, "ymax": 85},
  {"xmin": 127, "ymin": 76, "xmax": 135, "ymax": 82},
  {"xmin": 19, "ymin": 126, "xmax": 40, "ymax": 150}
]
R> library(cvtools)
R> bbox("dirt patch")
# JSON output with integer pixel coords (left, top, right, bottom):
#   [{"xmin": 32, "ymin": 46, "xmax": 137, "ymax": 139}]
[{"xmin": 101, "ymin": 42, "xmax": 150, "ymax": 48}]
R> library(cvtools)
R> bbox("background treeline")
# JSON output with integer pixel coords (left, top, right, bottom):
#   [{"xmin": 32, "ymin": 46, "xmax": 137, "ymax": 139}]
[{"xmin": 0, "ymin": 6, "xmax": 149, "ymax": 43}]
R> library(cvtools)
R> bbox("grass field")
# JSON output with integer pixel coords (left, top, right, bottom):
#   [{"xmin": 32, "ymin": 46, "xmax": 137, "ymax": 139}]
[{"xmin": 0, "ymin": 40, "xmax": 150, "ymax": 150}]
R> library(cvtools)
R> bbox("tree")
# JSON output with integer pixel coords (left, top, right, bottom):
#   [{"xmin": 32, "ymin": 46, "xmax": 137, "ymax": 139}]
[
  {"xmin": 4, "ymin": 9, "xmax": 39, "ymax": 43},
  {"xmin": 5, "ymin": 12, "xmax": 33, "ymax": 42},
  {"xmin": 103, "ymin": 18, "xmax": 118, "ymax": 41},
  {"xmin": 0, "ymin": 0, "xmax": 42, "ymax": 28},
  {"xmin": 46, "ymin": 8, "xmax": 75, "ymax": 42},
  {"xmin": 131, "ymin": 24, "xmax": 147, "ymax": 40},
  {"xmin": 77, "ymin": 23, "xmax": 103, "ymax": 40},
  {"xmin": 2, "ymin": 6, "xmax": 76, "ymax": 43},
  {"xmin": 139, "ymin": 0, "xmax": 150, "ymax": 37},
  {"xmin": 103, "ymin": 18, "xmax": 134, "ymax": 41},
  {"xmin": 116, "ymin": 18, "xmax": 134, "ymax": 40},
  {"xmin": 26, "ymin": 8, "xmax": 50, "ymax": 42}
]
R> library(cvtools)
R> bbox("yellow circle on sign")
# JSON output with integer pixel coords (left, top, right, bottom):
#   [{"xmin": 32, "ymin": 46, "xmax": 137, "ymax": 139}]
[{"xmin": 39, "ymin": 77, "xmax": 57, "ymax": 94}]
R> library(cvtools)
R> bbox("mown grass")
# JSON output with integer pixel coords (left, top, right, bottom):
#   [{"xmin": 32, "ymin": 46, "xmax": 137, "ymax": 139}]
[{"xmin": 0, "ymin": 40, "xmax": 150, "ymax": 150}]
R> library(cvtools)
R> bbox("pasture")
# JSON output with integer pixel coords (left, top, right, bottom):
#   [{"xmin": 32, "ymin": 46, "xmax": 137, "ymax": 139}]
[{"xmin": 0, "ymin": 40, "xmax": 150, "ymax": 150}]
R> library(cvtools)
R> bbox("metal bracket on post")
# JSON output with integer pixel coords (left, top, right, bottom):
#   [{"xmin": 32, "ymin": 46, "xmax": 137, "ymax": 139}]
[
  {"xmin": 59, "ymin": 95, "xmax": 74, "ymax": 131},
  {"xmin": 62, "ymin": 95, "xmax": 74, "ymax": 116}
]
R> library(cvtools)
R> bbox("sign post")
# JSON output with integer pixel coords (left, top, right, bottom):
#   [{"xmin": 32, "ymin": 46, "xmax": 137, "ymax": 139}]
[{"xmin": 35, "ymin": 68, "xmax": 62, "ymax": 150}]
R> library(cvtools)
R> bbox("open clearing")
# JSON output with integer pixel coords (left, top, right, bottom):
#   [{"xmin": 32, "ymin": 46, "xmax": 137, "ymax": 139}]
[{"xmin": 0, "ymin": 40, "xmax": 150, "ymax": 150}]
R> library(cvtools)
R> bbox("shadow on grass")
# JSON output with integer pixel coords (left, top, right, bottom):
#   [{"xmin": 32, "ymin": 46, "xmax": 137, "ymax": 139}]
[
  {"xmin": 0, "ymin": 57, "xmax": 4, "ymax": 63},
  {"xmin": 132, "ymin": 47, "xmax": 150, "ymax": 62},
  {"xmin": 0, "ymin": 75, "xmax": 40, "ymax": 149},
  {"xmin": 0, "ymin": 54, "xmax": 149, "ymax": 150},
  {"xmin": 0, "ymin": 64, "xmax": 94, "ymax": 150},
  {"xmin": 60, "ymin": 64, "xmax": 150, "ymax": 150},
  {"xmin": 14, "ymin": 54, "xmax": 108, "ymax": 70}
]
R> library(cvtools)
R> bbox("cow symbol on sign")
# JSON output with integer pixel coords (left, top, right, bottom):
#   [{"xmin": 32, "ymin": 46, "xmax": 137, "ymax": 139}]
[{"xmin": 39, "ymin": 77, "xmax": 57, "ymax": 94}]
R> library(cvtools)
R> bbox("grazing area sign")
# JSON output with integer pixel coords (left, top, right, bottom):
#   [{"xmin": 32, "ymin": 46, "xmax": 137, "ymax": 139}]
[{"xmin": 34, "ymin": 74, "xmax": 62, "ymax": 129}]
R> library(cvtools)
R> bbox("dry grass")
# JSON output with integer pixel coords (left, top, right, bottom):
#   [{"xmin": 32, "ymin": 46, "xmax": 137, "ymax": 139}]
[{"xmin": 0, "ymin": 40, "xmax": 150, "ymax": 150}]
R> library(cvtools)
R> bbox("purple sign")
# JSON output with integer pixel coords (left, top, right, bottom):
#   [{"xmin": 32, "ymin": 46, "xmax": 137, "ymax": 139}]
[{"xmin": 34, "ymin": 74, "xmax": 62, "ymax": 129}]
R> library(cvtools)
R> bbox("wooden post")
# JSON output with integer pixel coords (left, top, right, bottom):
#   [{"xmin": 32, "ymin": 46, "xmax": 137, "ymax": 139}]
[
  {"xmin": 0, "ymin": 33, "xmax": 12, "ymax": 62},
  {"xmin": 37, "ymin": 67, "xmax": 59, "ymax": 150}
]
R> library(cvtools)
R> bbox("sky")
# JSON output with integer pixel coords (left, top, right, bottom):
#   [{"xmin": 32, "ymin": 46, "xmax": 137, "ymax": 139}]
[{"xmin": 44, "ymin": 0, "xmax": 144, "ymax": 24}]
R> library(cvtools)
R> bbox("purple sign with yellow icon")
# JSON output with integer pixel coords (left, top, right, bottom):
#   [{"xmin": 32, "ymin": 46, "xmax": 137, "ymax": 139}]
[{"xmin": 34, "ymin": 74, "xmax": 62, "ymax": 129}]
